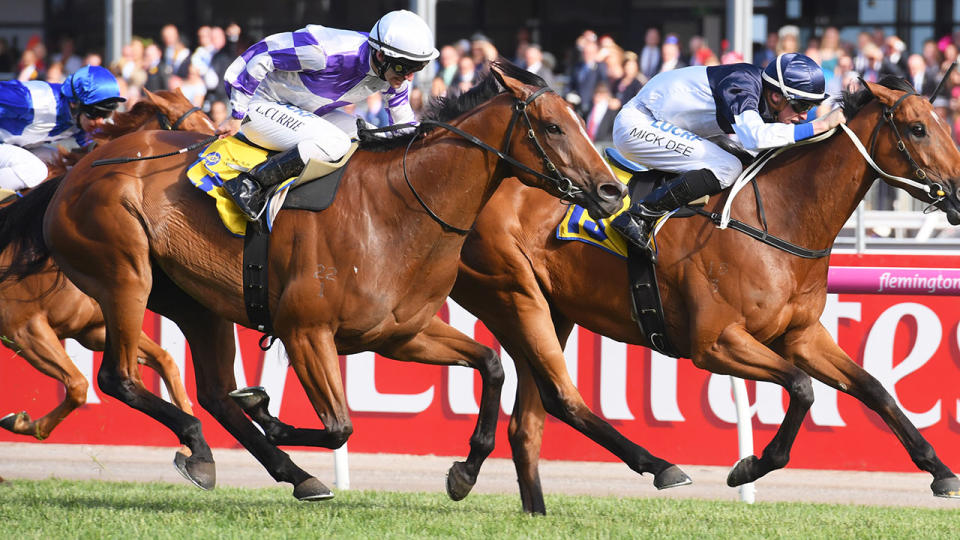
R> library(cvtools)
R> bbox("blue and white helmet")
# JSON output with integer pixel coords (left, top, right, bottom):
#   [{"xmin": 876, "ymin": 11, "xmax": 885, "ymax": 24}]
[{"xmin": 762, "ymin": 53, "xmax": 826, "ymax": 103}]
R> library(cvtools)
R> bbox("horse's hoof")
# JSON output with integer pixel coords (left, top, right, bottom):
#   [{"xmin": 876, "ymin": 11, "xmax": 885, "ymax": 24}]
[
  {"xmin": 654, "ymin": 465, "xmax": 692, "ymax": 490},
  {"xmin": 173, "ymin": 452, "xmax": 216, "ymax": 490},
  {"xmin": 727, "ymin": 455, "xmax": 760, "ymax": 487},
  {"xmin": 932, "ymin": 476, "xmax": 960, "ymax": 498},
  {"xmin": 445, "ymin": 461, "xmax": 475, "ymax": 501},
  {"xmin": 228, "ymin": 386, "xmax": 269, "ymax": 412},
  {"xmin": 293, "ymin": 477, "xmax": 334, "ymax": 501},
  {"xmin": 0, "ymin": 411, "xmax": 28, "ymax": 434}
]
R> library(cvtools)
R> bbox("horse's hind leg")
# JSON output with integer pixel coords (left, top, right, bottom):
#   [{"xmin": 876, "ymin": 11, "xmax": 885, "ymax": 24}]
[
  {"xmin": 46, "ymin": 205, "xmax": 214, "ymax": 489},
  {"xmin": 691, "ymin": 324, "xmax": 814, "ymax": 487},
  {"xmin": 378, "ymin": 316, "xmax": 504, "ymax": 502},
  {"xmin": 75, "ymin": 325, "xmax": 194, "ymax": 456},
  {"xmin": 0, "ymin": 318, "xmax": 88, "ymax": 440},
  {"xmin": 789, "ymin": 323, "xmax": 959, "ymax": 498}
]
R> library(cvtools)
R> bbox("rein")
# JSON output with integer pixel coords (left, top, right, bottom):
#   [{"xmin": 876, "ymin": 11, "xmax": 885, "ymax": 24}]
[
  {"xmin": 361, "ymin": 86, "xmax": 581, "ymax": 235},
  {"xmin": 91, "ymin": 134, "xmax": 219, "ymax": 167},
  {"xmin": 157, "ymin": 106, "xmax": 202, "ymax": 131}
]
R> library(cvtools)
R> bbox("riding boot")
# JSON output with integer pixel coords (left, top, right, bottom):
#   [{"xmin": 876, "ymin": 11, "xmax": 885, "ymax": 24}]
[
  {"xmin": 222, "ymin": 147, "xmax": 306, "ymax": 221},
  {"xmin": 611, "ymin": 168, "xmax": 723, "ymax": 257}
]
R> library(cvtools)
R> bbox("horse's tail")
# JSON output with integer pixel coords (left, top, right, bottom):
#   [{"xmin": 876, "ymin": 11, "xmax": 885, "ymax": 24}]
[{"xmin": 0, "ymin": 175, "xmax": 62, "ymax": 282}]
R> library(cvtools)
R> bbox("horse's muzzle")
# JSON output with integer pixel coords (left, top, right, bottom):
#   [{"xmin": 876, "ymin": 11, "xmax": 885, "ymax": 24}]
[{"xmin": 586, "ymin": 181, "xmax": 628, "ymax": 219}]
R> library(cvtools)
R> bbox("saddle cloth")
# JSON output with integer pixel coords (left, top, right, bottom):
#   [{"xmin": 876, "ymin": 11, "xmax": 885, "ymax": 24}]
[{"xmin": 187, "ymin": 136, "xmax": 356, "ymax": 236}]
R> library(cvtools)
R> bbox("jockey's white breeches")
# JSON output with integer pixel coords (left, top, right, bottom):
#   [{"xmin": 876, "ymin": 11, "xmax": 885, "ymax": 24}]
[
  {"xmin": 0, "ymin": 143, "xmax": 49, "ymax": 191},
  {"xmin": 240, "ymin": 100, "xmax": 354, "ymax": 164},
  {"xmin": 612, "ymin": 105, "xmax": 743, "ymax": 188}
]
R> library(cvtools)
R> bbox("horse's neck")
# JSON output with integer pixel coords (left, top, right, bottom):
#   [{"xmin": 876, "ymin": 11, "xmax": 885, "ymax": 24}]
[
  {"xmin": 754, "ymin": 115, "xmax": 876, "ymax": 249},
  {"xmin": 382, "ymin": 99, "xmax": 514, "ymax": 236}
]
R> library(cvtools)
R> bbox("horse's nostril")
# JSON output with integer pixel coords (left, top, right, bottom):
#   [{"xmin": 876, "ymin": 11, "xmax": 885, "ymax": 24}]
[{"xmin": 598, "ymin": 182, "xmax": 627, "ymax": 201}]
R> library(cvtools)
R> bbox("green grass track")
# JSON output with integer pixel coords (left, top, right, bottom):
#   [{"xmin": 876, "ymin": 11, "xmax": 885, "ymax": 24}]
[{"xmin": 0, "ymin": 478, "xmax": 956, "ymax": 539}]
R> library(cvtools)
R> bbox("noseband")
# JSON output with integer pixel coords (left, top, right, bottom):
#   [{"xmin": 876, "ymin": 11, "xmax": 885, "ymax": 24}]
[
  {"xmin": 156, "ymin": 106, "xmax": 202, "ymax": 131},
  {"xmin": 366, "ymin": 87, "xmax": 585, "ymax": 234},
  {"xmin": 866, "ymin": 90, "xmax": 946, "ymax": 204}
]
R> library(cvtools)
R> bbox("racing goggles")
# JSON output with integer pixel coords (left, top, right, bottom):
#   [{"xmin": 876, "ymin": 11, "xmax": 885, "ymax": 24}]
[
  {"xmin": 386, "ymin": 57, "xmax": 427, "ymax": 76},
  {"xmin": 788, "ymin": 99, "xmax": 819, "ymax": 114},
  {"xmin": 80, "ymin": 99, "xmax": 122, "ymax": 119}
]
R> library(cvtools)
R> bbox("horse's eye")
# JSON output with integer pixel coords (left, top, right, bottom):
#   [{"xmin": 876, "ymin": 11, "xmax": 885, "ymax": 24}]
[
  {"xmin": 911, "ymin": 123, "xmax": 927, "ymax": 138},
  {"xmin": 545, "ymin": 123, "xmax": 563, "ymax": 135}
]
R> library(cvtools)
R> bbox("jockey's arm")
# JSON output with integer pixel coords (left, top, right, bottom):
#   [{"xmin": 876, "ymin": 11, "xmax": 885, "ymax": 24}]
[
  {"xmin": 223, "ymin": 29, "xmax": 327, "ymax": 121},
  {"xmin": 731, "ymin": 106, "xmax": 846, "ymax": 151}
]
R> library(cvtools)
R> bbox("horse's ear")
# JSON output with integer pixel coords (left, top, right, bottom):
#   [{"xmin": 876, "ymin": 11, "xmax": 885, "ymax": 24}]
[
  {"xmin": 174, "ymin": 87, "xmax": 187, "ymax": 99},
  {"xmin": 490, "ymin": 60, "xmax": 534, "ymax": 100},
  {"xmin": 143, "ymin": 88, "xmax": 157, "ymax": 103},
  {"xmin": 862, "ymin": 80, "xmax": 899, "ymax": 106}
]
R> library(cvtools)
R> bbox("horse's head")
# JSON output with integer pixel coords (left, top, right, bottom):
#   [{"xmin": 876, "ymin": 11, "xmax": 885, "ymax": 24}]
[
  {"xmin": 489, "ymin": 62, "xmax": 626, "ymax": 218},
  {"xmin": 143, "ymin": 88, "xmax": 217, "ymax": 134},
  {"xmin": 862, "ymin": 79, "xmax": 960, "ymax": 224}
]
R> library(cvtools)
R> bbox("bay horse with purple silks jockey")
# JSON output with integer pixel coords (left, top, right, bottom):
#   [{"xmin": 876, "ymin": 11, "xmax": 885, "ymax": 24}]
[
  {"xmin": 0, "ymin": 62, "xmax": 628, "ymax": 500},
  {"xmin": 451, "ymin": 77, "xmax": 960, "ymax": 513},
  {"xmin": 0, "ymin": 89, "xmax": 214, "ymax": 451}
]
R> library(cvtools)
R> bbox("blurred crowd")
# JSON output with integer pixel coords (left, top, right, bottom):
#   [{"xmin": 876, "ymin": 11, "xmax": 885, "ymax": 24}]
[{"xmin": 5, "ymin": 20, "xmax": 960, "ymax": 210}]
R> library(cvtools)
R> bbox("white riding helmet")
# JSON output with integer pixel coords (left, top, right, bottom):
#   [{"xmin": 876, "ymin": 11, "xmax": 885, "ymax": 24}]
[{"xmin": 368, "ymin": 10, "xmax": 439, "ymax": 63}]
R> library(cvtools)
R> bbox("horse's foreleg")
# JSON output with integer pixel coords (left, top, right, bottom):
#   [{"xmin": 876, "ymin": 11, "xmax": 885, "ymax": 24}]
[
  {"xmin": 509, "ymin": 355, "xmax": 547, "ymax": 514},
  {"xmin": 135, "ymin": 330, "xmax": 194, "ymax": 416},
  {"xmin": 0, "ymin": 319, "xmax": 87, "ymax": 440},
  {"xmin": 693, "ymin": 324, "xmax": 814, "ymax": 487},
  {"xmin": 379, "ymin": 316, "xmax": 504, "ymax": 502},
  {"xmin": 792, "ymin": 323, "xmax": 959, "ymax": 498}
]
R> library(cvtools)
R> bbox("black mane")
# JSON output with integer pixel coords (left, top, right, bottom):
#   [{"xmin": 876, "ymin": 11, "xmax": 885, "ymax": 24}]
[
  {"xmin": 358, "ymin": 59, "xmax": 547, "ymax": 152},
  {"xmin": 840, "ymin": 76, "xmax": 917, "ymax": 119}
]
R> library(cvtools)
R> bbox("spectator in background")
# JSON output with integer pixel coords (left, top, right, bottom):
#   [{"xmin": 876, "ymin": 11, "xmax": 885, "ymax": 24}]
[
  {"xmin": 568, "ymin": 39, "xmax": 607, "ymax": 115},
  {"xmin": 922, "ymin": 39, "xmax": 942, "ymax": 70},
  {"xmin": 362, "ymin": 92, "xmax": 390, "ymax": 128},
  {"xmin": 777, "ymin": 25, "xmax": 800, "ymax": 55},
  {"xmin": 16, "ymin": 49, "xmax": 41, "ymax": 81},
  {"xmin": 908, "ymin": 53, "xmax": 938, "ymax": 96},
  {"xmin": 514, "ymin": 27, "xmax": 531, "ymax": 67},
  {"xmin": 177, "ymin": 63, "xmax": 207, "ymax": 107},
  {"xmin": 754, "ymin": 31, "xmax": 778, "ymax": 68},
  {"xmin": 614, "ymin": 51, "xmax": 643, "ymax": 103},
  {"xmin": 44, "ymin": 61, "xmax": 65, "ymax": 84},
  {"xmin": 437, "ymin": 45, "xmax": 459, "ymax": 87},
  {"xmin": 880, "ymin": 36, "xmax": 908, "ymax": 79},
  {"xmin": 409, "ymin": 86, "xmax": 425, "ymax": 117},
  {"xmin": 430, "ymin": 76, "xmax": 447, "ymax": 98},
  {"xmin": 191, "ymin": 25, "xmax": 219, "ymax": 95},
  {"xmin": 161, "ymin": 24, "xmax": 190, "ymax": 80},
  {"xmin": 453, "ymin": 55, "xmax": 478, "ymax": 94},
  {"xmin": 639, "ymin": 27, "xmax": 661, "ymax": 80},
  {"xmin": 143, "ymin": 43, "xmax": 167, "ymax": 92},
  {"xmin": 50, "ymin": 36, "xmax": 82, "ymax": 75},
  {"xmin": 853, "ymin": 31, "xmax": 873, "ymax": 75},
  {"xmin": 584, "ymin": 82, "xmax": 618, "ymax": 143},
  {"xmin": 224, "ymin": 23, "xmax": 243, "ymax": 57},
  {"xmin": 658, "ymin": 34, "xmax": 685, "ymax": 73},
  {"xmin": 687, "ymin": 35, "xmax": 706, "ymax": 66},
  {"xmin": 470, "ymin": 33, "xmax": 497, "ymax": 75},
  {"xmin": 209, "ymin": 26, "xmax": 233, "ymax": 103},
  {"xmin": 83, "ymin": 52, "xmax": 102, "ymax": 67},
  {"xmin": 209, "ymin": 100, "xmax": 229, "ymax": 126},
  {"xmin": 524, "ymin": 44, "xmax": 555, "ymax": 88}
]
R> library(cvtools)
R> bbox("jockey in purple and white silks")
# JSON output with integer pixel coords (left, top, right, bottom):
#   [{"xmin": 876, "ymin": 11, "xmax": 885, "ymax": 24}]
[
  {"xmin": 219, "ymin": 9, "xmax": 438, "ymax": 221},
  {"xmin": 0, "ymin": 65, "xmax": 125, "ymax": 192},
  {"xmin": 610, "ymin": 53, "xmax": 847, "ymax": 254}
]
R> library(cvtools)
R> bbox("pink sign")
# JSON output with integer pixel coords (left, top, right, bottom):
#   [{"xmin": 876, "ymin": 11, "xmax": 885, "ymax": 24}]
[{"xmin": 828, "ymin": 266, "xmax": 960, "ymax": 296}]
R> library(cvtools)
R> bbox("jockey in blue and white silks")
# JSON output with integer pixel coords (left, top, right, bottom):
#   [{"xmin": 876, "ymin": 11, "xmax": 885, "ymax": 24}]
[
  {"xmin": 610, "ymin": 52, "xmax": 847, "ymax": 254},
  {"xmin": 0, "ymin": 65, "xmax": 125, "ymax": 192},
  {"xmin": 219, "ymin": 9, "xmax": 438, "ymax": 221}
]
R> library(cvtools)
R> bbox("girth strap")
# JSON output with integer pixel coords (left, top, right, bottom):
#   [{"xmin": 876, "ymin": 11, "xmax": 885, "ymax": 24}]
[
  {"xmin": 242, "ymin": 220, "xmax": 274, "ymax": 337},
  {"xmin": 626, "ymin": 243, "xmax": 680, "ymax": 358}
]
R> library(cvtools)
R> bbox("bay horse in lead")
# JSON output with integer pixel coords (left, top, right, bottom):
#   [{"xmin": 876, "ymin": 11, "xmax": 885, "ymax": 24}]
[
  {"xmin": 0, "ymin": 62, "xmax": 628, "ymax": 500},
  {"xmin": 452, "ymin": 78, "xmax": 960, "ymax": 513}
]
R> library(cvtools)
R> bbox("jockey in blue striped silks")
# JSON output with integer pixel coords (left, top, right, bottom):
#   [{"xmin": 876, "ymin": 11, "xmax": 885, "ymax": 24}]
[
  {"xmin": 0, "ymin": 65, "xmax": 126, "ymax": 191},
  {"xmin": 610, "ymin": 53, "xmax": 847, "ymax": 253},
  {"xmin": 219, "ymin": 9, "xmax": 438, "ymax": 221}
]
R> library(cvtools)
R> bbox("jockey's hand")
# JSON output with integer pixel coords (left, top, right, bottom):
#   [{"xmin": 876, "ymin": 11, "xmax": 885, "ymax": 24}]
[
  {"xmin": 218, "ymin": 117, "xmax": 242, "ymax": 138},
  {"xmin": 812, "ymin": 107, "xmax": 846, "ymax": 135}
]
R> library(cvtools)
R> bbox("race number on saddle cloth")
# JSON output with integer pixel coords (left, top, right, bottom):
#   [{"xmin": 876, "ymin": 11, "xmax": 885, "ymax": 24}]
[{"xmin": 186, "ymin": 135, "xmax": 356, "ymax": 236}]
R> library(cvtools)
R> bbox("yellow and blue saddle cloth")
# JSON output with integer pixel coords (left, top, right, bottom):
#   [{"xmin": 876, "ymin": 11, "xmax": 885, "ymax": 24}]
[
  {"xmin": 555, "ymin": 147, "xmax": 641, "ymax": 259},
  {"xmin": 187, "ymin": 136, "xmax": 274, "ymax": 236}
]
